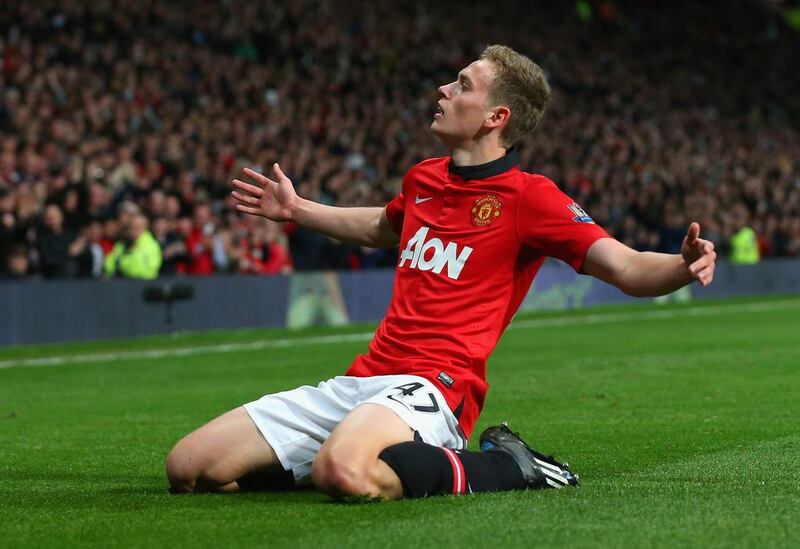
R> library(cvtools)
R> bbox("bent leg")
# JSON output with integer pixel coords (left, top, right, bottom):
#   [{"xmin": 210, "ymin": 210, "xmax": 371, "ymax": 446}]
[
  {"xmin": 165, "ymin": 406, "xmax": 284, "ymax": 493},
  {"xmin": 311, "ymin": 403, "xmax": 413, "ymax": 500}
]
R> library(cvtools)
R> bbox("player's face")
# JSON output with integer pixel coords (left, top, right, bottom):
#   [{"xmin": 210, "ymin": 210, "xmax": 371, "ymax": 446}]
[{"xmin": 431, "ymin": 59, "xmax": 497, "ymax": 146}]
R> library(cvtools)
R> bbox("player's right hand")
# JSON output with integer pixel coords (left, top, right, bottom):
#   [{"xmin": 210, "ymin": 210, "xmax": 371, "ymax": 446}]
[{"xmin": 231, "ymin": 163, "xmax": 298, "ymax": 222}]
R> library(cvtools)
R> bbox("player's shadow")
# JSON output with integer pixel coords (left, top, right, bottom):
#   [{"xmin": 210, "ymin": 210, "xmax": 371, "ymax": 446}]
[{"xmin": 5, "ymin": 469, "xmax": 326, "ymax": 505}]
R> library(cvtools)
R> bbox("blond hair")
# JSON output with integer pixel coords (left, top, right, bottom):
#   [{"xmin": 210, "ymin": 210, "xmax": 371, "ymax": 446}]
[{"xmin": 480, "ymin": 45, "xmax": 551, "ymax": 146}]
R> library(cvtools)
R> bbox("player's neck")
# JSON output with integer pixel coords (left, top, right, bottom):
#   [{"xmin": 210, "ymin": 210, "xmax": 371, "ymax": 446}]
[{"xmin": 450, "ymin": 141, "xmax": 507, "ymax": 168}]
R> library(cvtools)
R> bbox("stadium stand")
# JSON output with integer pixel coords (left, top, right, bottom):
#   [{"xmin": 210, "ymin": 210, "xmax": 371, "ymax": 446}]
[{"xmin": 0, "ymin": 0, "xmax": 797, "ymax": 279}]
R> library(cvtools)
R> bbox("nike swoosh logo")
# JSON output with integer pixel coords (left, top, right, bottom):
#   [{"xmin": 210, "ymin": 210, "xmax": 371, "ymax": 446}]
[{"xmin": 415, "ymin": 194, "xmax": 433, "ymax": 204}]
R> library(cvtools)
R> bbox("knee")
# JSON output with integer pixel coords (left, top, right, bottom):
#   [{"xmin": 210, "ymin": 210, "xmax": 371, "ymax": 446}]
[
  {"xmin": 311, "ymin": 449, "xmax": 374, "ymax": 499},
  {"xmin": 165, "ymin": 441, "xmax": 202, "ymax": 493}
]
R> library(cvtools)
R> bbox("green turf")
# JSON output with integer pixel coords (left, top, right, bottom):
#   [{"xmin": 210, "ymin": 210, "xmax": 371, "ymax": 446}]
[{"xmin": 1, "ymin": 295, "xmax": 799, "ymax": 548}]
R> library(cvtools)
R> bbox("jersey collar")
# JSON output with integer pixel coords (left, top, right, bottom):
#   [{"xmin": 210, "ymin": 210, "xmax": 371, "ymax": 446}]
[{"xmin": 448, "ymin": 147, "xmax": 519, "ymax": 180}]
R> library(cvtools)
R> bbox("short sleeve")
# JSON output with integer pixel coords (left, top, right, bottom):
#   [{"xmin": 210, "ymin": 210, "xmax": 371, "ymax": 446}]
[
  {"xmin": 517, "ymin": 176, "xmax": 611, "ymax": 272},
  {"xmin": 385, "ymin": 191, "xmax": 404, "ymax": 235},
  {"xmin": 385, "ymin": 169, "xmax": 414, "ymax": 235}
]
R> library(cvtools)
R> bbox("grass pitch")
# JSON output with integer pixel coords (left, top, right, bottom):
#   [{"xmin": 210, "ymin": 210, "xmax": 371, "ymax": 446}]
[{"xmin": 1, "ymin": 295, "xmax": 798, "ymax": 548}]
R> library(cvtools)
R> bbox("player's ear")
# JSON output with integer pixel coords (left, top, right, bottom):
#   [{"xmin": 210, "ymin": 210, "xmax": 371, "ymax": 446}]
[{"xmin": 485, "ymin": 105, "xmax": 511, "ymax": 130}]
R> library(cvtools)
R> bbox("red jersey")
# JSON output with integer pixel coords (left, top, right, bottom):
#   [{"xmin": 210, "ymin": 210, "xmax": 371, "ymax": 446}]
[{"xmin": 346, "ymin": 149, "xmax": 610, "ymax": 439}]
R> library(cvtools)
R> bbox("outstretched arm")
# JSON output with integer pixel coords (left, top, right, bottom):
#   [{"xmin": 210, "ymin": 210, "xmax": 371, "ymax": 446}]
[
  {"xmin": 583, "ymin": 222, "xmax": 716, "ymax": 297},
  {"xmin": 231, "ymin": 164, "xmax": 400, "ymax": 249}
]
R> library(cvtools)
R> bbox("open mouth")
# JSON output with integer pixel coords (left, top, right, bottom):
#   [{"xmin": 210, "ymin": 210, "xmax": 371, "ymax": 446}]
[{"xmin": 434, "ymin": 103, "xmax": 444, "ymax": 117}]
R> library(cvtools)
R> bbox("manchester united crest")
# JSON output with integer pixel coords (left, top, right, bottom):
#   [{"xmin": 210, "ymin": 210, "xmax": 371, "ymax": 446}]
[{"xmin": 471, "ymin": 194, "xmax": 502, "ymax": 227}]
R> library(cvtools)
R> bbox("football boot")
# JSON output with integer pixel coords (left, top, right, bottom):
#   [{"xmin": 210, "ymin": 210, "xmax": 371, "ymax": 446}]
[{"xmin": 479, "ymin": 422, "xmax": 579, "ymax": 489}]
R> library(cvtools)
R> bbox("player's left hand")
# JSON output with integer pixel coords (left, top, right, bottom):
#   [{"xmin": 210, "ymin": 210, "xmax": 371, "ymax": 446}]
[{"xmin": 681, "ymin": 222, "xmax": 716, "ymax": 287}]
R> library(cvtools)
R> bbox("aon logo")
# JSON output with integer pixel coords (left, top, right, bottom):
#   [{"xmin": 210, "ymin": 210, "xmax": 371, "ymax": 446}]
[{"xmin": 398, "ymin": 226, "xmax": 473, "ymax": 280}]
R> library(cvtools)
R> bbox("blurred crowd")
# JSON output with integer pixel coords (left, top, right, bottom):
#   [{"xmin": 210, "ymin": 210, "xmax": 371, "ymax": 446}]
[{"xmin": 0, "ymin": 0, "xmax": 797, "ymax": 280}]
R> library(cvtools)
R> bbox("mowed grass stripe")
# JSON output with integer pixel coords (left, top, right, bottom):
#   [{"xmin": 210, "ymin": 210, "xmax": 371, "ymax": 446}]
[{"xmin": 1, "ymin": 297, "xmax": 797, "ymax": 370}]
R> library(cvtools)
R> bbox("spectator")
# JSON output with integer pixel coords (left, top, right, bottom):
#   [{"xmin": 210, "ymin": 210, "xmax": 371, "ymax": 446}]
[
  {"xmin": 164, "ymin": 194, "xmax": 184, "ymax": 221},
  {"xmin": 0, "ymin": 188, "xmax": 19, "ymax": 267},
  {"xmin": 116, "ymin": 201, "xmax": 141, "ymax": 229},
  {"xmin": 68, "ymin": 220, "xmax": 106, "ymax": 278},
  {"xmin": 59, "ymin": 186, "xmax": 85, "ymax": 234},
  {"xmin": 236, "ymin": 219, "xmax": 292, "ymax": 275},
  {"xmin": 152, "ymin": 216, "xmax": 187, "ymax": 276},
  {"xmin": 184, "ymin": 203, "xmax": 215, "ymax": 275},
  {"xmin": 729, "ymin": 205, "xmax": 761, "ymax": 264},
  {"xmin": 147, "ymin": 189, "xmax": 167, "ymax": 219},
  {"xmin": 104, "ymin": 213, "xmax": 162, "ymax": 279},
  {"xmin": 36, "ymin": 204, "xmax": 76, "ymax": 278},
  {"xmin": 100, "ymin": 219, "xmax": 120, "ymax": 256},
  {"xmin": 1, "ymin": 245, "xmax": 30, "ymax": 279}
]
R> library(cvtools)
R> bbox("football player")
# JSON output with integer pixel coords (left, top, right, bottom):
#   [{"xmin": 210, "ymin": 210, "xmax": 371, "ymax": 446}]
[{"xmin": 166, "ymin": 45, "xmax": 716, "ymax": 499}]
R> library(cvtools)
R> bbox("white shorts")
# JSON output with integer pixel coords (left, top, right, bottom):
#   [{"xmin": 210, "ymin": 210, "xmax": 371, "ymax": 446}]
[{"xmin": 243, "ymin": 375, "xmax": 466, "ymax": 484}]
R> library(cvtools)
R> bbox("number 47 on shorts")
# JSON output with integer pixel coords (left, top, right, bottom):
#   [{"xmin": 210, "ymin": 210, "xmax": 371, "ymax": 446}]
[{"xmin": 386, "ymin": 382, "xmax": 441, "ymax": 413}]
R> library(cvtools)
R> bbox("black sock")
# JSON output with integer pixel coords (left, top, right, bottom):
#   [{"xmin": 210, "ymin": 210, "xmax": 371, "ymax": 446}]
[
  {"xmin": 378, "ymin": 441, "xmax": 526, "ymax": 498},
  {"xmin": 236, "ymin": 468, "xmax": 296, "ymax": 492}
]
